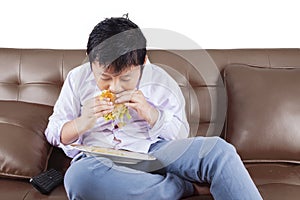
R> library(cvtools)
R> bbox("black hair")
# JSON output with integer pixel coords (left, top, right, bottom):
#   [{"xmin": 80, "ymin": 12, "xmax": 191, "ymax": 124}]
[{"xmin": 87, "ymin": 16, "xmax": 147, "ymax": 73}]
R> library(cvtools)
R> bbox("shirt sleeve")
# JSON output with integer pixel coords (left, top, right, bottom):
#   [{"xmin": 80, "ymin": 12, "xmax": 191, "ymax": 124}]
[
  {"xmin": 44, "ymin": 70, "xmax": 82, "ymax": 158},
  {"xmin": 148, "ymin": 86, "xmax": 190, "ymax": 141},
  {"xmin": 135, "ymin": 64, "xmax": 190, "ymax": 141}
]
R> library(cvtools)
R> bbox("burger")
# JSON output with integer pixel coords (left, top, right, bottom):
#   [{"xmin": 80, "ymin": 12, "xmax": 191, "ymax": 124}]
[{"xmin": 99, "ymin": 90, "xmax": 131, "ymax": 126}]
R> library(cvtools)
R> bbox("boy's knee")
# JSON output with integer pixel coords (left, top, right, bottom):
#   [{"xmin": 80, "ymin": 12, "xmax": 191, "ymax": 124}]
[
  {"xmin": 197, "ymin": 136, "xmax": 237, "ymax": 157},
  {"xmin": 212, "ymin": 137, "xmax": 242, "ymax": 165},
  {"xmin": 202, "ymin": 137, "xmax": 238, "ymax": 161},
  {"xmin": 215, "ymin": 137, "xmax": 237, "ymax": 154},
  {"xmin": 64, "ymin": 156, "xmax": 115, "ymax": 199},
  {"xmin": 64, "ymin": 161, "xmax": 86, "ymax": 199}
]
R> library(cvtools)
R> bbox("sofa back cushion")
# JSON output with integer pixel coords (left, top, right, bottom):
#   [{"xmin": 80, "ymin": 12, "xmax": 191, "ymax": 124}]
[
  {"xmin": 0, "ymin": 48, "xmax": 86, "ymax": 106},
  {"xmin": 224, "ymin": 64, "xmax": 300, "ymax": 163},
  {"xmin": 0, "ymin": 101, "xmax": 53, "ymax": 179}
]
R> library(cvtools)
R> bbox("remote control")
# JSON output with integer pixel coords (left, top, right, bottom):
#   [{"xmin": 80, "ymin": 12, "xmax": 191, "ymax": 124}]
[{"xmin": 30, "ymin": 169, "xmax": 64, "ymax": 195}]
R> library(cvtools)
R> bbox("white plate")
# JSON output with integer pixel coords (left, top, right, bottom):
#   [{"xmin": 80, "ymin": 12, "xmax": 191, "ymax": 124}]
[{"xmin": 71, "ymin": 144, "xmax": 156, "ymax": 164}]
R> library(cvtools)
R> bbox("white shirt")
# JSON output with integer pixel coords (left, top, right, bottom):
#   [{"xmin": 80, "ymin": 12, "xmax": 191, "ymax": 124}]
[{"xmin": 45, "ymin": 61, "xmax": 189, "ymax": 158}]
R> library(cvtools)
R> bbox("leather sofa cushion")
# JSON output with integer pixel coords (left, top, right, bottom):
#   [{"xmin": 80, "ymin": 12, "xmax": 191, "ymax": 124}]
[
  {"xmin": 0, "ymin": 178, "xmax": 68, "ymax": 199},
  {"xmin": 0, "ymin": 101, "xmax": 53, "ymax": 179},
  {"xmin": 224, "ymin": 64, "xmax": 300, "ymax": 163},
  {"xmin": 246, "ymin": 163, "xmax": 300, "ymax": 200}
]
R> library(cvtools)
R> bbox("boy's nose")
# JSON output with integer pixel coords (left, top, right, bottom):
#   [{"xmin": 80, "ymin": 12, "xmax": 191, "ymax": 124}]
[{"xmin": 109, "ymin": 82, "xmax": 121, "ymax": 94}]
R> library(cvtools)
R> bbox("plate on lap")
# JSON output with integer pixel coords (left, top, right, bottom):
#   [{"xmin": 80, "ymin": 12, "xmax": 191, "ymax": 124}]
[{"xmin": 71, "ymin": 144, "xmax": 156, "ymax": 164}]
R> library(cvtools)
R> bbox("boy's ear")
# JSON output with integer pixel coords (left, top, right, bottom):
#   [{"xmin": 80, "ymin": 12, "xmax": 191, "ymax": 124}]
[{"xmin": 144, "ymin": 55, "xmax": 148, "ymax": 64}]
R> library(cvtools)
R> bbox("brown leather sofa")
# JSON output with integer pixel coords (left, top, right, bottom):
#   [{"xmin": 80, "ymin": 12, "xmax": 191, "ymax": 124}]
[{"xmin": 1, "ymin": 48, "xmax": 300, "ymax": 200}]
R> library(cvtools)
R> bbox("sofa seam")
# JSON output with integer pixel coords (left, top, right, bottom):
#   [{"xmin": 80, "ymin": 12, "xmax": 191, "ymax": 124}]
[
  {"xmin": 257, "ymin": 182, "xmax": 300, "ymax": 187},
  {"xmin": 0, "ymin": 120, "xmax": 37, "ymax": 132},
  {"xmin": 266, "ymin": 49, "xmax": 271, "ymax": 68},
  {"xmin": 17, "ymin": 49, "xmax": 22, "ymax": 101},
  {"xmin": 23, "ymin": 189, "xmax": 30, "ymax": 200},
  {"xmin": 0, "ymin": 171, "xmax": 31, "ymax": 179},
  {"xmin": 0, "ymin": 120, "xmax": 49, "ymax": 142}
]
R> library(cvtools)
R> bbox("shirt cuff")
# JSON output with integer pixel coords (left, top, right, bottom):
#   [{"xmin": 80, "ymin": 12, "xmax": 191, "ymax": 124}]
[
  {"xmin": 55, "ymin": 120, "xmax": 82, "ymax": 158},
  {"xmin": 148, "ymin": 109, "xmax": 172, "ymax": 140}
]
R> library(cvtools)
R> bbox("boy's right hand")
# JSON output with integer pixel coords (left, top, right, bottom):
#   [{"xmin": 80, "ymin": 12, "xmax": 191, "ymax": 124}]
[{"xmin": 76, "ymin": 96, "xmax": 114, "ymax": 132}]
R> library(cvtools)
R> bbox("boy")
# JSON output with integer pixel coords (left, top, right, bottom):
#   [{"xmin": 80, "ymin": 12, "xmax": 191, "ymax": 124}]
[{"xmin": 45, "ymin": 16, "xmax": 262, "ymax": 200}]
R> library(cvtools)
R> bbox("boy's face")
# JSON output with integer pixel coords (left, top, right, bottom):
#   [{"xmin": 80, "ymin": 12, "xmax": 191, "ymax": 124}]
[{"xmin": 92, "ymin": 61, "xmax": 141, "ymax": 94}]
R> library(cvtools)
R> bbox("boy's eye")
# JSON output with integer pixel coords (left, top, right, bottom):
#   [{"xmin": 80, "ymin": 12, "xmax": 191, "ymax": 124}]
[
  {"xmin": 100, "ymin": 76, "xmax": 111, "ymax": 81},
  {"xmin": 120, "ymin": 75, "xmax": 131, "ymax": 81}
]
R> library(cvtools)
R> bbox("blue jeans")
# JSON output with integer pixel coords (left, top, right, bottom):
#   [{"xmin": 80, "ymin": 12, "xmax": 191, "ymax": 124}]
[{"xmin": 64, "ymin": 137, "xmax": 262, "ymax": 200}]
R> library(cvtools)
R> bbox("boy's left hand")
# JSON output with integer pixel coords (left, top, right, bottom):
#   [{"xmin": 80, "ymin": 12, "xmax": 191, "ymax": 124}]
[{"xmin": 115, "ymin": 90, "xmax": 158, "ymax": 127}]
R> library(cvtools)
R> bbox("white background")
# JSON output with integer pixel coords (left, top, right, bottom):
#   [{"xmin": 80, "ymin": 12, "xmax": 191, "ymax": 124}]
[{"xmin": 0, "ymin": 0, "xmax": 299, "ymax": 49}]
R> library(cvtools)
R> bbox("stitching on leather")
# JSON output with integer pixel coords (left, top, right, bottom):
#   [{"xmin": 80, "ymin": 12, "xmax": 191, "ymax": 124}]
[{"xmin": 17, "ymin": 49, "xmax": 22, "ymax": 101}]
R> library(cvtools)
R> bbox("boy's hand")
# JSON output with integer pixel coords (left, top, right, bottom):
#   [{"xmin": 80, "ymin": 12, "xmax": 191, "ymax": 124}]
[
  {"xmin": 77, "ymin": 96, "xmax": 114, "ymax": 131},
  {"xmin": 61, "ymin": 96, "xmax": 114, "ymax": 145},
  {"xmin": 115, "ymin": 90, "xmax": 158, "ymax": 127}
]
